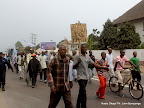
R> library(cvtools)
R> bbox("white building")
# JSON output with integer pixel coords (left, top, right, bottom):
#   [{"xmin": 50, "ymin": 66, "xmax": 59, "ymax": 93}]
[
  {"xmin": 113, "ymin": 0, "xmax": 144, "ymax": 43},
  {"xmin": 68, "ymin": 41, "xmax": 87, "ymax": 52}
]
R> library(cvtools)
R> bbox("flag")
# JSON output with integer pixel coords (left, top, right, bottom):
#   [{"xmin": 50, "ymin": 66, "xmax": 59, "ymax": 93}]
[{"xmin": 12, "ymin": 48, "xmax": 17, "ymax": 64}]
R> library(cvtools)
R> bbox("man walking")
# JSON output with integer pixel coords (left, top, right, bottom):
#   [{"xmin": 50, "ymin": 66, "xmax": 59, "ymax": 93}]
[
  {"xmin": 0, "ymin": 52, "xmax": 13, "ymax": 91},
  {"xmin": 114, "ymin": 50, "xmax": 136, "ymax": 96},
  {"xmin": 27, "ymin": 54, "xmax": 41, "ymax": 88},
  {"xmin": 39, "ymin": 51, "xmax": 47, "ymax": 83},
  {"xmin": 73, "ymin": 44, "xmax": 108, "ymax": 108},
  {"xmin": 106, "ymin": 48, "xmax": 115, "ymax": 85},
  {"xmin": 130, "ymin": 51, "xmax": 141, "ymax": 90},
  {"xmin": 72, "ymin": 50, "xmax": 77, "ymax": 81},
  {"xmin": 72, "ymin": 50, "xmax": 77, "ymax": 61},
  {"xmin": 88, "ymin": 50, "xmax": 95, "ymax": 83},
  {"xmin": 47, "ymin": 45, "xmax": 73, "ymax": 108},
  {"xmin": 18, "ymin": 52, "xmax": 25, "ymax": 80},
  {"xmin": 27, "ymin": 49, "xmax": 33, "ymax": 79}
]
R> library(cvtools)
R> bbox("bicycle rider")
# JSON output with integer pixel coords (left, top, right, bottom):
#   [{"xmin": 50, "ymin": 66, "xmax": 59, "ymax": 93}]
[{"xmin": 114, "ymin": 50, "xmax": 137, "ymax": 96}]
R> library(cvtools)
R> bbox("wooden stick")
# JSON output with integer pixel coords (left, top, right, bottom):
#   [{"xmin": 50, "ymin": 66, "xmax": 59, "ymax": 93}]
[{"xmin": 79, "ymin": 38, "xmax": 81, "ymax": 57}]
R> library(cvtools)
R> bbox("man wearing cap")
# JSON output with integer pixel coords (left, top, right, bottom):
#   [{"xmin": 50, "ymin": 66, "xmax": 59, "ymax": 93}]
[
  {"xmin": 27, "ymin": 54, "xmax": 41, "ymax": 88},
  {"xmin": 0, "ymin": 52, "xmax": 13, "ymax": 91}
]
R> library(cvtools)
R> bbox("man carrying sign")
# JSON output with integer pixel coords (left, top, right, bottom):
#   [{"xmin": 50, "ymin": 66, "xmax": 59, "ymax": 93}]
[{"xmin": 73, "ymin": 44, "xmax": 108, "ymax": 108}]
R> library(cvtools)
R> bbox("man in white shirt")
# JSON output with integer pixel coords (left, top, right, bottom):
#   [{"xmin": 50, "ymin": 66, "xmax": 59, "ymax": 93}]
[
  {"xmin": 39, "ymin": 51, "xmax": 47, "ymax": 83},
  {"xmin": 27, "ymin": 49, "xmax": 33, "ymax": 64},
  {"xmin": 18, "ymin": 52, "xmax": 25, "ymax": 80},
  {"xmin": 49, "ymin": 52, "xmax": 56, "ymax": 63},
  {"xmin": 106, "ymin": 48, "xmax": 115, "ymax": 85},
  {"xmin": 67, "ymin": 54, "xmax": 76, "ymax": 88},
  {"xmin": 36, "ymin": 52, "xmax": 40, "ymax": 61}
]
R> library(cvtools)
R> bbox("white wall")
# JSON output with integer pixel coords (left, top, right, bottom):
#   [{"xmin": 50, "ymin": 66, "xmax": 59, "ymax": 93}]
[
  {"xmin": 131, "ymin": 18, "xmax": 144, "ymax": 43},
  {"xmin": 69, "ymin": 49, "xmax": 144, "ymax": 61}
]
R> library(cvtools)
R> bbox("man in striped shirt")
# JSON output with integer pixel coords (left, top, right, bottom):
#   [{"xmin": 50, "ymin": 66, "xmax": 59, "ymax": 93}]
[{"xmin": 47, "ymin": 45, "xmax": 72, "ymax": 108}]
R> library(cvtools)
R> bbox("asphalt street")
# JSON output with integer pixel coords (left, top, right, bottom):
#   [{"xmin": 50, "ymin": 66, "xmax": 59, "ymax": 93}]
[{"xmin": 0, "ymin": 69, "xmax": 144, "ymax": 108}]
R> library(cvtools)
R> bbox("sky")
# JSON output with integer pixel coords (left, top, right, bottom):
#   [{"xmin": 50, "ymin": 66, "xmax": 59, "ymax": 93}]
[{"xmin": 0, "ymin": 0, "xmax": 142, "ymax": 52}]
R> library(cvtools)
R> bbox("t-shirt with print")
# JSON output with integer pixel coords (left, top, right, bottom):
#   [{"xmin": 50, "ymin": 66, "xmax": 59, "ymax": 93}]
[
  {"xmin": 115, "ymin": 56, "xmax": 129, "ymax": 71},
  {"xmin": 96, "ymin": 59, "xmax": 108, "ymax": 78}
]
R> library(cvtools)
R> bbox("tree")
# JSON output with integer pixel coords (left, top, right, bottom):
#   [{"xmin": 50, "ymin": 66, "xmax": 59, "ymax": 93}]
[
  {"xmin": 15, "ymin": 41, "xmax": 23, "ymax": 49},
  {"xmin": 87, "ymin": 29, "xmax": 100, "ymax": 50},
  {"xmin": 116, "ymin": 22, "xmax": 141, "ymax": 49},
  {"xmin": 24, "ymin": 46, "xmax": 31, "ymax": 53},
  {"xmin": 98, "ymin": 19, "xmax": 117, "ymax": 49},
  {"xmin": 36, "ymin": 44, "xmax": 40, "ymax": 50}
]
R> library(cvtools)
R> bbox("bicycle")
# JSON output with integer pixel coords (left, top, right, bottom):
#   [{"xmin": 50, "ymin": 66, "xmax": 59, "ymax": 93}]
[{"xmin": 109, "ymin": 69, "xmax": 143, "ymax": 100}]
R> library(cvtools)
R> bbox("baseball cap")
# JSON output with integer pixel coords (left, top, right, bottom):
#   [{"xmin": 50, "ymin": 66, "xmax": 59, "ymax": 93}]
[{"xmin": 32, "ymin": 54, "xmax": 36, "ymax": 57}]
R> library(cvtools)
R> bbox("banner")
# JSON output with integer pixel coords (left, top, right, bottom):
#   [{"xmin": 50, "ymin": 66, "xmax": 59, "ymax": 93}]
[
  {"xmin": 24, "ymin": 40, "xmax": 35, "ymax": 47},
  {"xmin": 12, "ymin": 48, "xmax": 17, "ymax": 64},
  {"xmin": 41, "ymin": 42, "xmax": 56, "ymax": 50}
]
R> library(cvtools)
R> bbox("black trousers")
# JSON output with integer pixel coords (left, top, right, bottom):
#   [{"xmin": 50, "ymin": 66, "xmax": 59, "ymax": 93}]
[
  {"xmin": 0, "ymin": 70, "xmax": 6, "ymax": 85},
  {"xmin": 131, "ymin": 70, "xmax": 141, "ymax": 88},
  {"xmin": 31, "ymin": 71, "xmax": 38, "ymax": 86},
  {"xmin": 131, "ymin": 70, "xmax": 141, "ymax": 81},
  {"xmin": 48, "ymin": 90, "xmax": 73, "ymax": 108},
  {"xmin": 40, "ymin": 68, "xmax": 47, "ymax": 80},
  {"xmin": 77, "ymin": 80, "xmax": 88, "ymax": 108}
]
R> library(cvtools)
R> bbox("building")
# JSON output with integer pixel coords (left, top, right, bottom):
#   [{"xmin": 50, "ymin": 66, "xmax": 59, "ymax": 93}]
[
  {"xmin": 57, "ymin": 38, "xmax": 86, "ymax": 53},
  {"xmin": 68, "ymin": 41, "xmax": 87, "ymax": 52},
  {"xmin": 113, "ymin": 0, "xmax": 144, "ymax": 42}
]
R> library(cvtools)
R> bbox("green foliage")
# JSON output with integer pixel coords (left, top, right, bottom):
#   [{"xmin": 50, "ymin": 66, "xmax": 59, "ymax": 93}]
[
  {"xmin": 36, "ymin": 44, "xmax": 40, "ymax": 50},
  {"xmin": 98, "ymin": 19, "xmax": 141, "ymax": 50},
  {"xmin": 15, "ymin": 41, "xmax": 23, "ymax": 49},
  {"xmin": 24, "ymin": 46, "xmax": 31, "ymax": 53},
  {"xmin": 98, "ymin": 19, "xmax": 117, "ymax": 49},
  {"xmin": 115, "ymin": 22, "xmax": 141, "ymax": 50},
  {"xmin": 87, "ymin": 29, "xmax": 100, "ymax": 50}
]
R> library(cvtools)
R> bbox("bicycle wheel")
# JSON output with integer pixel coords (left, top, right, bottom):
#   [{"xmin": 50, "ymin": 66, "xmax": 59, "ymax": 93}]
[
  {"xmin": 129, "ymin": 80, "xmax": 143, "ymax": 100},
  {"xmin": 109, "ymin": 76, "xmax": 119, "ymax": 93}
]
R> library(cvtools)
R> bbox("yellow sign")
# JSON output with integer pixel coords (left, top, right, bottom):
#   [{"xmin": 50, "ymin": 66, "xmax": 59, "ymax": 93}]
[{"xmin": 70, "ymin": 21, "xmax": 88, "ymax": 43}]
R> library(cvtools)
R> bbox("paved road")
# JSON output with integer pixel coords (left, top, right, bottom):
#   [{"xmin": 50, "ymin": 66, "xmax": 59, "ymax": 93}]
[{"xmin": 0, "ymin": 69, "xmax": 144, "ymax": 108}]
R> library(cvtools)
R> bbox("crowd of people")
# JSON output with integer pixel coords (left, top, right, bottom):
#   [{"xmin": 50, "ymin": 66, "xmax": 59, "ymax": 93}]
[{"xmin": 0, "ymin": 45, "xmax": 142, "ymax": 108}]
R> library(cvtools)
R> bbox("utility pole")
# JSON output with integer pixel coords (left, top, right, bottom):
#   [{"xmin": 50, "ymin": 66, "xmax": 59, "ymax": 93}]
[{"xmin": 30, "ymin": 33, "xmax": 37, "ymax": 51}]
